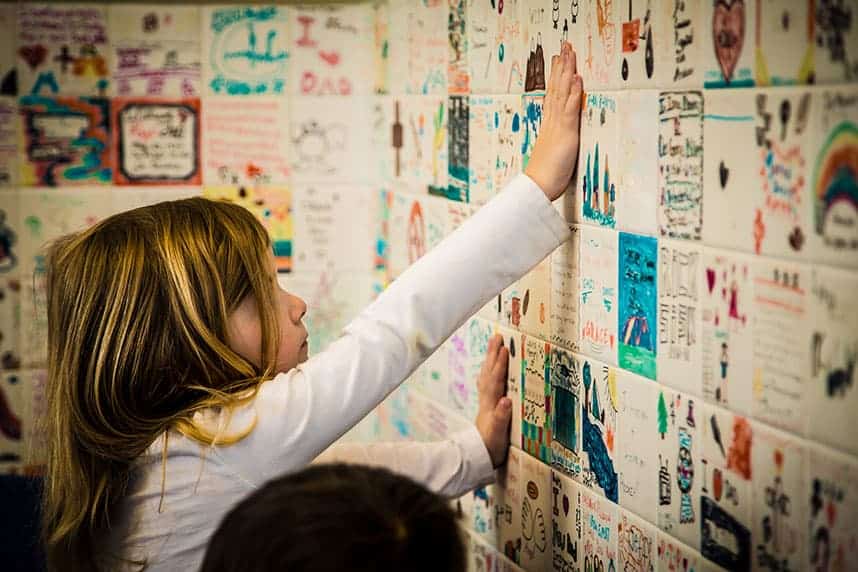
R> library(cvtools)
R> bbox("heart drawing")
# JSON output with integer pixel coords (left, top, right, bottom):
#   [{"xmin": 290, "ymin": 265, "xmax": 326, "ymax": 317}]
[
  {"xmin": 18, "ymin": 45, "xmax": 47, "ymax": 70},
  {"xmin": 712, "ymin": 0, "xmax": 745, "ymax": 84}
]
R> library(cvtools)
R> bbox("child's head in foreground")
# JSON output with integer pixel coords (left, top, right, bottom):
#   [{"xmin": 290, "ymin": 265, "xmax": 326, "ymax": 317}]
[
  {"xmin": 42, "ymin": 198, "xmax": 308, "ymax": 567},
  {"xmin": 200, "ymin": 463, "xmax": 466, "ymax": 572}
]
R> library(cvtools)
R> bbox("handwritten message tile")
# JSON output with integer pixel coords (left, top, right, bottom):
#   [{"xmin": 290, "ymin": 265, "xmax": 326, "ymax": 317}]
[
  {"xmin": 701, "ymin": 0, "xmax": 755, "ymax": 89},
  {"xmin": 0, "ymin": 5, "xmax": 16, "ymax": 95},
  {"xmin": 808, "ymin": 87, "xmax": 858, "ymax": 269},
  {"xmin": 579, "ymin": 225, "xmax": 618, "ymax": 365},
  {"xmin": 655, "ymin": 386, "xmax": 702, "ymax": 551},
  {"xmin": 202, "ymin": 96, "xmax": 290, "ymax": 187},
  {"xmin": 202, "ymin": 5, "xmax": 288, "ymax": 96},
  {"xmin": 658, "ymin": 90, "xmax": 704, "ymax": 241},
  {"xmin": 289, "ymin": 4, "xmax": 374, "ymax": 97},
  {"xmin": 664, "ymin": 0, "xmax": 704, "ymax": 88},
  {"xmin": 518, "ymin": 452, "xmax": 553, "ymax": 571},
  {"xmin": 550, "ymin": 225, "xmax": 579, "ymax": 352},
  {"xmin": 522, "ymin": 335, "xmax": 551, "ymax": 464},
  {"xmin": 444, "ymin": 321, "xmax": 478, "ymax": 422},
  {"xmin": 618, "ymin": 509, "xmax": 657, "ymax": 572},
  {"xmin": 755, "ymin": 0, "xmax": 813, "ymax": 86},
  {"xmin": 0, "ymin": 372, "xmax": 26, "ymax": 474},
  {"xmin": 468, "ymin": 0, "xmax": 524, "ymax": 94},
  {"xmin": 16, "ymin": 4, "xmax": 110, "ymax": 96},
  {"xmin": 578, "ymin": 92, "xmax": 620, "ymax": 229},
  {"xmin": 808, "ymin": 266, "xmax": 858, "ymax": 456},
  {"xmin": 108, "ymin": 6, "xmax": 200, "ymax": 98},
  {"xmin": 807, "ymin": 447, "xmax": 858, "ymax": 572},
  {"xmin": 291, "ymin": 184, "xmax": 375, "ymax": 274},
  {"xmin": 656, "ymin": 531, "xmax": 705, "ymax": 572},
  {"xmin": 580, "ymin": 486, "xmax": 618, "ymax": 572},
  {"xmin": 0, "ymin": 97, "xmax": 17, "ymax": 186},
  {"xmin": 404, "ymin": 1, "xmax": 448, "ymax": 96},
  {"xmin": 112, "ymin": 98, "xmax": 200, "ymax": 185},
  {"xmin": 551, "ymin": 468, "xmax": 583, "ymax": 572},
  {"xmin": 701, "ymin": 89, "xmax": 757, "ymax": 252},
  {"xmin": 18, "ymin": 96, "xmax": 112, "ymax": 187},
  {"xmin": 700, "ymin": 403, "xmax": 753, "ymax": 572},
  {"xmin": 288, "ymin": 96, "xmax": 373, "ymax": 185},
  {"xmin": 518, "ymin": 255, "xmax": 551, "ymax": 341},
  {"xmin": 616, "ymin": 370, "xmax": 658, "ymax": 524},
  {"xmin": 203, "ymin": 186, "xmax": 291, "ymax": 272},
  {"xmin": 700, "ymin": 248, "xmax": 754, "ymax": 416},
  {"xmin": 657, "ymin": 239, "xmax": 703, "ymax": 397},
  {"xmin": 618, "ymin": 232, "xmax": 658, "ymax": 380},
  {"xmin": 750, "ymin": 425, "xmax": 807, "ymax": 572},
  {"xmin": 615, "ymin": 0, "xmax": 672, "ymax": 89},
  {"xmin": 618, "ymin": 90, "xmax": 658, "ymax": 236},
  {"xmin": 577, "ymin": 355, "xmax": 620, "ymax": 504},
  {"xmin": 750, "ymin": 258, "xmax": 810, "ymax": 434},
  {"xmin": 550, "ymin": 346, "xmax": 582, "ymax": 480}
]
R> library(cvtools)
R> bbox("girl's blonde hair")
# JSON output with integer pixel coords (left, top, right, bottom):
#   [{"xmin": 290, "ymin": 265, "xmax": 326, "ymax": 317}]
[{"xmin": 41, "ymin": 198, "xmax": 280, "ymax": 571}]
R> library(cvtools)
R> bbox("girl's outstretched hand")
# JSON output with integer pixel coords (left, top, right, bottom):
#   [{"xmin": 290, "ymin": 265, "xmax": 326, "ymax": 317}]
[
  {"xmin": 524, "ymin": 41, "xmax": 583, "ymax": 202},
  {"xmin": 475, "ymin": 334, "xmax": 512, "ymax": 468}
]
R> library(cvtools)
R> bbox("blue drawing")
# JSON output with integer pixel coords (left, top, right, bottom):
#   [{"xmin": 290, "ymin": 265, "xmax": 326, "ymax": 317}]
[
  {"xmin": 223, "ymin": 22, "xmax": 287, "ymax": 66},
  {"xmin": 521, "ymin": 98, "xmax": 543, "ymax": 167},
  {"xmin": 30, "ymin": 72, "xmax": 59, "ymax": 95},
  {"xmin": 581, "ymin": 142, "xmax": 616, "ymax": 228},
  {"xmin": 581, "ymin": 361, "xmax": 618, "ymax": 503},
  {"xmin": 618, "ymin": 232, "xmax": 658, "ymax": 379}
]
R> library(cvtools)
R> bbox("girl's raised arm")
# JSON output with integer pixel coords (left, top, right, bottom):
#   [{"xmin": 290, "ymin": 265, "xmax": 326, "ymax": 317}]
[{"xmin": 216, "ymin": 43, "xmax": 583, "ymax": 482}]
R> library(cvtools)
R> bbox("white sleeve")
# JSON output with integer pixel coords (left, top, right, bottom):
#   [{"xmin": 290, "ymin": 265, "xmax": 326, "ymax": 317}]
[
  {"xmin": 215, "ymin": 174, "xmax": 571, "ymax": 483},
  {"xmin": 313, "ymin": 427, "xmax": 495, "ymax": 498}
]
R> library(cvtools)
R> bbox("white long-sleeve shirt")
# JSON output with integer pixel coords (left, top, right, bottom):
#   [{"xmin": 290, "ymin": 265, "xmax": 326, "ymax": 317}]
[{"xmin": 105, "ymin": 174, "xmax": 571, "ymax": 570}]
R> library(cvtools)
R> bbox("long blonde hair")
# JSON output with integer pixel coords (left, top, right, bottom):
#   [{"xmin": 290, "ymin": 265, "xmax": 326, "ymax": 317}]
[{"xmin": 42, "ymin": 198, "xmax": 280, "ymax": 570}]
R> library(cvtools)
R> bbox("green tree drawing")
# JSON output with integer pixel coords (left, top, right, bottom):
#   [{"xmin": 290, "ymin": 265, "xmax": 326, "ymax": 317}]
[{"xmin": 658, "ymin": 391, "xmax": 668, "ymax": 439}]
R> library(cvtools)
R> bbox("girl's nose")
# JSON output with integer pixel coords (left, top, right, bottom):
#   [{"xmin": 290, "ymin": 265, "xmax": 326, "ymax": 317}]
[{"xmin": 290, "ymin": 294, "xmax": 307, "ymax": 323}]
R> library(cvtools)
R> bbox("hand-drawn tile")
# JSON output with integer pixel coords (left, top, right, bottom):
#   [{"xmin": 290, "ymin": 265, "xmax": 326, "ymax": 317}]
[
  {"xmin": 656, "ymin": 530, "xmax": 705, "ymax": 572},
  {"xmin": 754, "ymin": 0, "xmax": 814, "ymax": 86},
  {"xmin": 202, "ymin": 5, "xmax": 289, "ymax": 96},
  {"xmin": 578, "ymin": 354, "xmax": 620, "ymax": 503},
  {"xmin": 17, "ymin": 4, "xmax": 110, "ymax": 96},
  {"xmin": 0, "ymin": 97, "xmax": 17, "ymax": 186},
  {"xmin": 522, "ymin": 335, "xmax": 552, "ymax": 463},
  {"xmin": 550, "ymin": 225, "xmax": 580, "ymax": 352},
  {"xmin": 386, "ymin": 96, "xmax": 448, "ymax": 195},
  {"xmin": 808, "ymin": 266, "xmax": 858, "ymax": 456},
  {"xmin": 112, "ymin": 97, "xmax": 201, "ymax": 185},
  {"xmin": 617, "ymin": 370, "xmax": 659, "ymax": 523},
  {"xmin": 579, "ymin": 225, "xmax": 618, "ymax": 365},
  {"xmin": 616, "ymin": 0, "xmax": 672, "ymax": 88},
  {"xmin": 666, "ymin": 0, "xmax": 705, "ymax": 88},
  {"xmin": 0, "ymin": 5, "xmax": 17, "ymax": 96},
  {"xmin": 618, "ymin": 232, "xmax": 659, "ymax": 380},
  {"xmin": 448, "ymin": 0, "xmax": 469, "ymax": 95},
  {"xmin": 469, "ymin": 0, "xmax": 524, "ymax": 94},
  {"xmin": 580, "ymin": 485, "xmax": 619, "ymax": 572},
  {"xmin": 18, "ymin": 96, "xmax": 112, "ymax": 187},
  {"xmin": 202, "ymin": 96, "xmax": 291, "ymax": 186},
  {"xmin": 658, "ymin": 90, "xmax": 704, "ymax": 241},
  {"xmin": 700, "ymin": 403, "xmax": 753, "ymax": 572},
  {"xmin": 108, "ymin": 5, "xmax": 201, "ymax": 97},
  {"xmin": 447, "ymin": 94, "xmax": 470, "ymax": 202},
  {"xmin": 580, "ymin": 0, "xmax": 620, "ymax": 89},
  {"xmin": 702, "ymin": 0, "xmax": 756, "ymax": 88},
  {"xmin": 522, "ymin": 0, "xmax": 582, "ymax": 95},
  {"xmin": 808, "ymin": 86, "xmax": 858, "ymax": 269},
  {"xmin": 203, "ymin": 186, "xmax": 292, "ymax": 272},
  {"xmin": 701, "ymin": 248, "xmax": 754, "ymax": 415},
  {"xmin": 519, "ymin": 452, "xmax": 553, "ymax": 570},
  {"xmin": 750, "ymin": 258, "xmax": 811, "ymax": 433},
  {"xmin": 657, "ymin": 239, "xmax": 703, "ymax": 397},
  {"xmin": 289, "ymin": 4, "xmax": 374, "ymax": 97},
  {"xmin": 619, "ymin": 90, "xmax": 659, "ymax": 236},
  {"xmin": 521, "ymin": 95, "xmax": 544, "ymax": 173},
  {"xmin": 655, "ymin": 386, "xmax": 703, "ymax": 551},
  {"xmin": 618, "ymin": 508, "xmax": 657, "ymax": 572},
  {"xmin": 578, "ymin": 92, "xmax": 620, "ymax": 229},
  {"xmin": 813, "ymin": 0, "xmax": 858, "ymax": 83},
  {"xmin": 551, "ymin": 468, "xmax": 583, "ymax": 572},
  {"xmin": 387, "ymin": 1, "xmax": 447, "ymax": 96},
  {"xmin": 551, "ymin": 346, "xmax": 582, "ymax": 479},
  {"xmin": 750, "ymin": 424, "xmax": 807, "ymax": 572},
  {"xmin": 807, "ymin": 446, "xmax": 858, "ymax": 572}
]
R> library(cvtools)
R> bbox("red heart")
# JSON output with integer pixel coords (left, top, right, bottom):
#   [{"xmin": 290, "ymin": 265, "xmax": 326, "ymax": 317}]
[
  {"xmin": 706, "ymin": 268, "xmax": 716, "ymax": 293},
  {"xmin": 712, "ymin": 0, "xmax": 745, "ymax": 84},
  {"xmin": 19, "ymin": 45, "xmax": 47, "ymax": 70},
  {"xmin": 318, "ymin": 50, "xmax": 340, "ymax": 66}
]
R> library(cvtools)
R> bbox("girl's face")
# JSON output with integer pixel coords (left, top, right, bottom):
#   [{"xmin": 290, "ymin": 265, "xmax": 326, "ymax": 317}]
[{"xmin": 227, "ymin": 255, "xmax": 309, "ymax": 373}]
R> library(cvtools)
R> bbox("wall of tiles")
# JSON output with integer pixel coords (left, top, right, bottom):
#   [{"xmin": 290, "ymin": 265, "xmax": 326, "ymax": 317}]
[{"xmin": 0, "ymin": 2, "xmax": 857, "ymax": 571}]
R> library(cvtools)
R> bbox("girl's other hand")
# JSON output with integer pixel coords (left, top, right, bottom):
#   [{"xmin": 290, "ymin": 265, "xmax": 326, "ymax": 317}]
[
  {"xmin": 475, "ymin": 334, "xmax": 512, "ymax": 468},
  {"xmin": 524, "ymin": 41, "xmax": 583, "ymax": 202}
]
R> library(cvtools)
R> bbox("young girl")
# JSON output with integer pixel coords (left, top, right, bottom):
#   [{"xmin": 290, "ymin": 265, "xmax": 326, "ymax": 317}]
[{"xmin": 42, "ymin": 43, "xmax": 583, "ymax": 570}]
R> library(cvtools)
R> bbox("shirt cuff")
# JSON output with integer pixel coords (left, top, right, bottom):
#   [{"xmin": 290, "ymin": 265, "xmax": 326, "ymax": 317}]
[
  {"xmin": 454, "ymin": 426, "xmax": 496, "ymax": 490},
  {"xmin": 509, "ymin": 173, "xmax": 573, "ymax": 246}
]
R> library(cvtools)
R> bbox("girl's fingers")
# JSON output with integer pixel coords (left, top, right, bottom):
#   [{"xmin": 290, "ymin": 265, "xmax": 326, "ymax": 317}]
[
  {"xmin": 545, "ymin": 54, "xmax": 561, "ymax": 120},
  {"xmin": 565, "ymin": 74, "xmax": 584, "ymax": 116}
]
